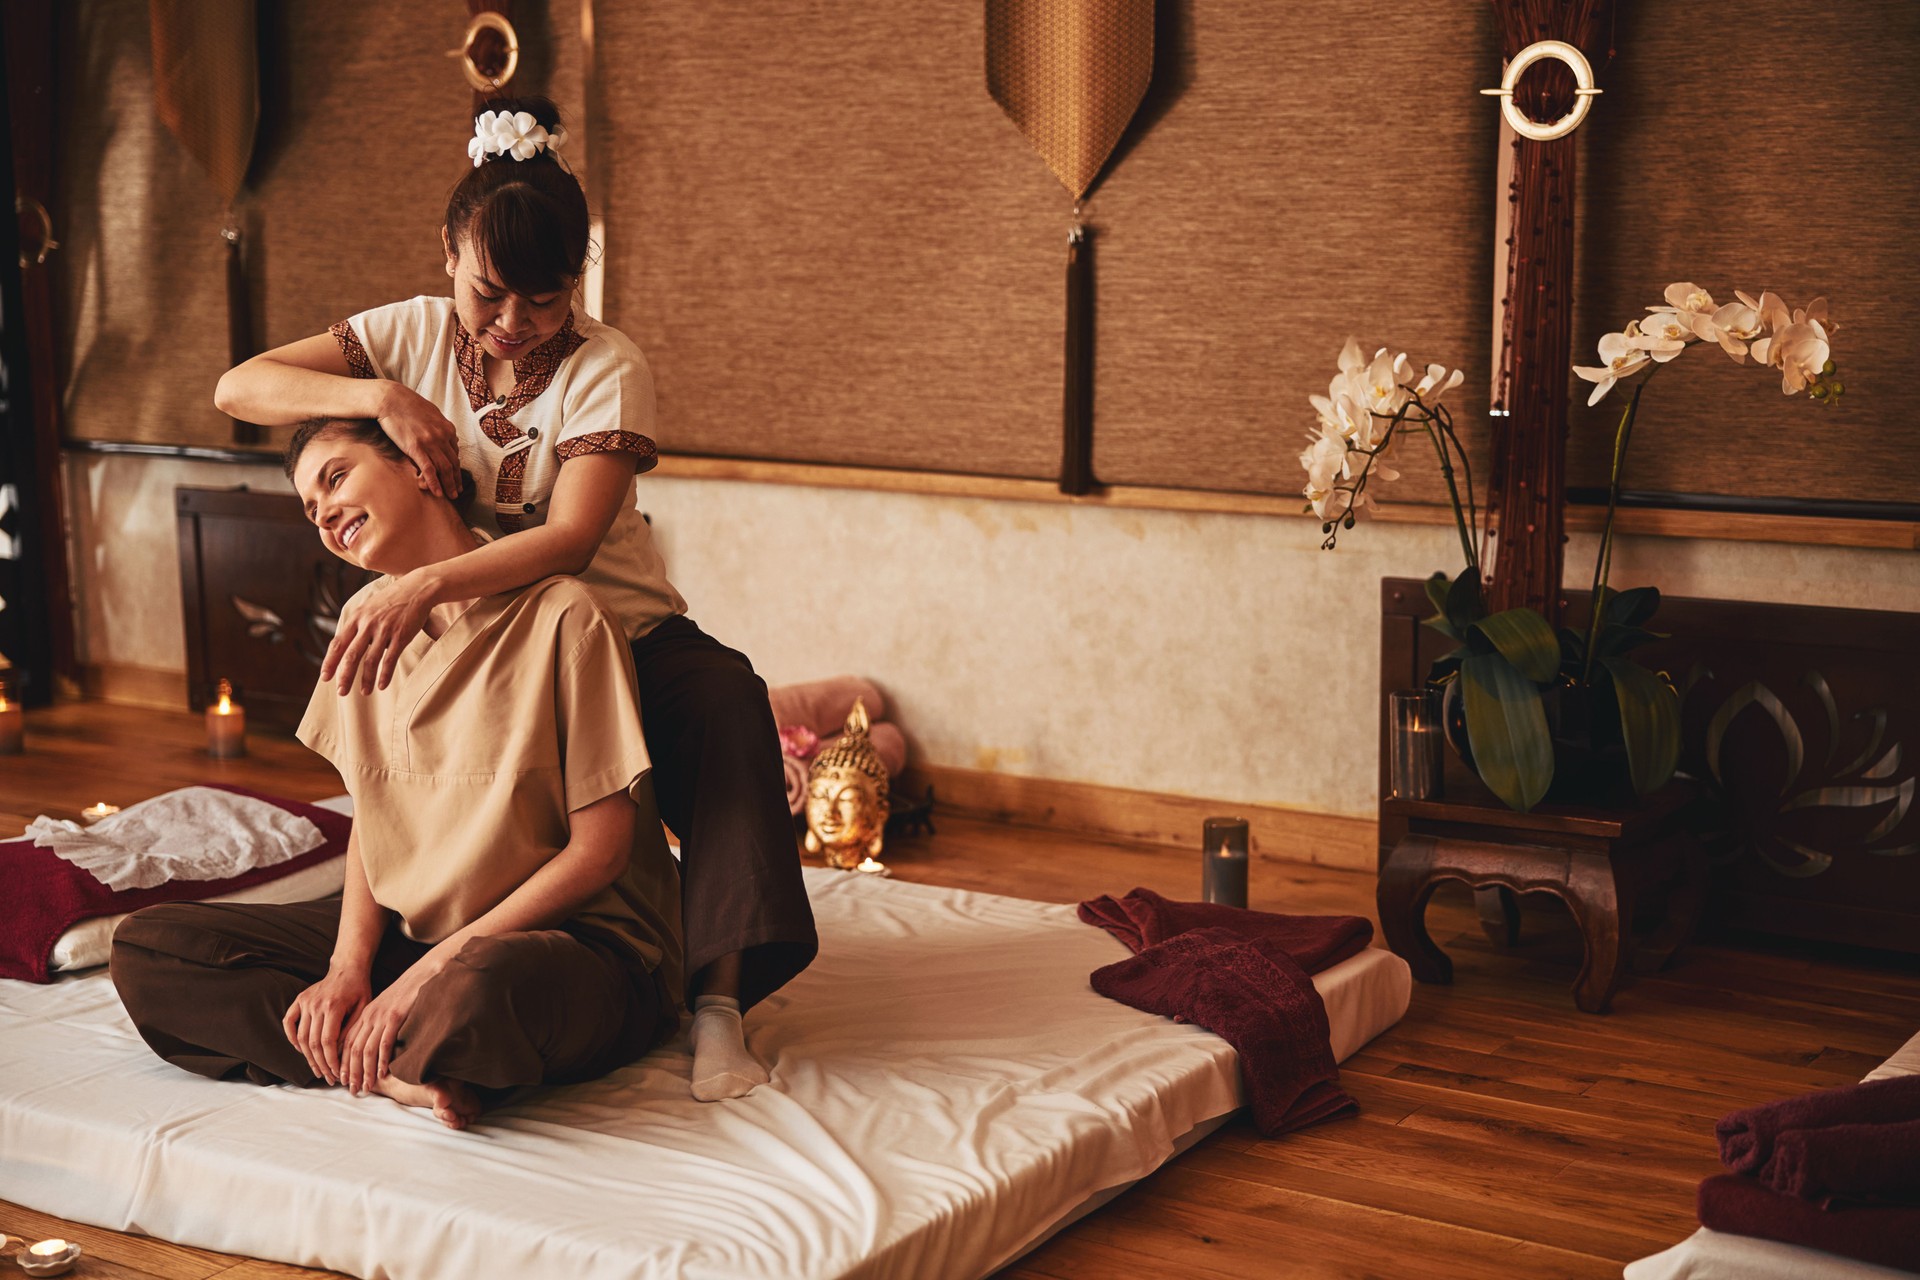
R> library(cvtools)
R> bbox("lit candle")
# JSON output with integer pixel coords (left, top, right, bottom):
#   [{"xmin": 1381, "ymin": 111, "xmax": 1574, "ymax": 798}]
[
  {"xmin": 205, "ymin": 679, "xmax": 247, "ymax": 758},
  {"xmin": 27, "ymin": 1241, "xmax": 69, "ymax": 1259},
  {"xmin": 21, "ymin": 1238, "xmax": 80, "ymax": 1275},
  {"xmin": 0, "ymin": 690, "xmax": 20, "ymax": 755},
  {"xmin": 1388, "ymin": 688, "xmax": 1444, "ymax": 800},
  {"xmin": 853, "ymin": 855, "xmax": 890, "ymax": 877},
  {"xmin": 1200, "ymin": 816, "xmax": 1250, "ymax": 908},
  {"xmin": 81, "ymin": 801, "xmax": 123, "ymax": 820}
]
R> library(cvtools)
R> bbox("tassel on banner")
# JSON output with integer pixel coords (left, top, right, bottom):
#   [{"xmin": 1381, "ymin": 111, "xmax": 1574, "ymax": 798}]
[{"xmin": 1061, "ymin": 221, "xmax": 1094, "ymax": 495}]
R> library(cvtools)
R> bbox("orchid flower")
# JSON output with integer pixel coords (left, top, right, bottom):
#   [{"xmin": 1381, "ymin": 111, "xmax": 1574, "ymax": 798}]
[
  {"xmin": 1751, "ymin": 296, "xmax": 1834, "ymax": 395},
  {"xmin": 1573, "ymin": 324, "xmax": 1658, "ymax": 405},
  {"xmin": 1654, "ymin": 282, "xmax": 1723, "ymax": 344}
]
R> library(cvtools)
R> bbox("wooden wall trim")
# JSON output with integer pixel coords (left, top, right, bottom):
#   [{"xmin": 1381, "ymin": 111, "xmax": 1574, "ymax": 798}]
[
  {"xmin": 897, "ymin": 762, "xmax": 1378, "ymax": 874},
  {"xmin": 78, "ymin": 662, "xmax": 187, "ymax": 711},
  {"xmin": 654, "ymin": 454, "xmax": 1920, "ymax": 550}
]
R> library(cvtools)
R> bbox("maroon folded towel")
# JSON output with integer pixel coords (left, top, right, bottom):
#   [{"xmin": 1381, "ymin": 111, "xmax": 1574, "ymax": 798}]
[
  {"xmin": 1716, "ymin": 1075, "xmax": 1920, "ymax": 1175},
  {"xmin": 1763, "ymin": 1118, "xmax": 1920, "ymax": 1208},
  {"xmin": 1079, "ymin": 889, "xmax": 1374, "ymax": 1137},
  {"xmin": 1078, "ymin": 888, "xmax": 1373, "ymax": 973},
  {"xmin": 0, "ymin": 786, "xmax": 350, "ymax": 983},
  {"xmin": 1698, "ymin": 1173, "xmax": 1920, "ymax": 1272}
]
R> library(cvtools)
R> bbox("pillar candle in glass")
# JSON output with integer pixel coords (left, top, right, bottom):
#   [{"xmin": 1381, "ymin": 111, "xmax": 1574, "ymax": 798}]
[
  {"xmin": 0, "ymin": 680, "xmax": 20, "ymax": 755},
  {"xmin": 1201, "ymin": 816, "xmax": 1250, "ymax": 908},
  {"xmin": 1388, "ymin": 688, "xmax": 1444, "ymax": 800},
  {"xmin": 206, "ymin": 679, "xmax": 247, "ymax": 758}
]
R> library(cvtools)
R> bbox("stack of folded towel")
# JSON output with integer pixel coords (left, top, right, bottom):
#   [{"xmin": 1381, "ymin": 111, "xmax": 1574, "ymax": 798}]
[
  {"xmin": 768, "ymin": 676, "xmax": 908, "ymax": 816},
  {"xmin": 1699, "ymin": 1074, "xmax": 1920, "ymax": 1271}
]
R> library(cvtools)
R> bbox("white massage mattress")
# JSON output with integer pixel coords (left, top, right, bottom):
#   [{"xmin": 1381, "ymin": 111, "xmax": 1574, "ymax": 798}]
[{"xmin": 0, "ymin": 866, "xmax": 1411, "ymax": 1280}]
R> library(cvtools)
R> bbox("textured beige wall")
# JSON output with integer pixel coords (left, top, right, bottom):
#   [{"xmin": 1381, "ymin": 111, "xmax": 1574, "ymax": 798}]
[{"xmin": 67, "ymin": 452, "xmax": 1919, "ymax": 820}]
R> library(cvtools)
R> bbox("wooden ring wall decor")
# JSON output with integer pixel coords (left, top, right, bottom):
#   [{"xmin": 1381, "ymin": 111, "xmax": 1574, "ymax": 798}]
[
  {"xmin": 450, "ymin": 11, "xmax": 519, "ymax": 93},
  {"xmin": 1479, "ymin": 39, "xmax": 1602, "ymax": 141},
  {"xmin": 14, "ymin": 195, "xmax": 57, "ymax": 269}
]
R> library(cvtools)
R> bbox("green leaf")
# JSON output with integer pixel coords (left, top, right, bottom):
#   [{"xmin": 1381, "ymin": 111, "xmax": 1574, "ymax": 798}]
[
  {"xmin": 1467, "ymin": 608, "xmax": 1561, "ymax": 684},
  {"xmin": 1604, "ymin": 585, "xmax": 1661, "ymax": 628},
  {"xmin": 1462, "ymin": 651, "xmax": 1554, "ymax": 812},
  {"xmin": 1594, "ymin": 625, "xmax": 1662, "ymax": 662},
  {"xmin": 1602, "ymin": 657, "xmax": 1682, "ymax": 796},
  {"xmin": 1424, "ymin": 572, "xmax": 1452, "ymax": 617},
  {"xmin": 1444, "ymin": 566, "xmax": 1487, "ymax": 635}
]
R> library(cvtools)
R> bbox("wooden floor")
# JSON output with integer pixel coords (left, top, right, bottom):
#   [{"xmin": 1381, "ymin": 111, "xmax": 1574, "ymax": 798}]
[{"xmin": 5, "ymin": 701, "xmax": 1919, "ymax": 1279}]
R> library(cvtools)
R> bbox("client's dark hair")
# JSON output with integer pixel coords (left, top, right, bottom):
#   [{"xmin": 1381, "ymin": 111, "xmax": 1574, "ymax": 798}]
[
  {"xmin": 284, "ymin": 417, "xmax": 476, "ymax": 510},
  {"xmin": 445, "ymin": 95, "xmax": 590, "ymax": 297}
]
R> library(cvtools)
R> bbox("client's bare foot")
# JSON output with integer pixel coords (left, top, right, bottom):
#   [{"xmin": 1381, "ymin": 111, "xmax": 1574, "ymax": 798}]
[{"xmin": 374, "ymin": 1072, "xmax": 483, "ymax": 1130}]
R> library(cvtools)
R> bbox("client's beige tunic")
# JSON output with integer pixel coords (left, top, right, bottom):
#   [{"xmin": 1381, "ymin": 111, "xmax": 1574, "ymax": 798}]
[{"xmin": 296, "ymin": 576, "xmax": 683, "ymax": 1008}]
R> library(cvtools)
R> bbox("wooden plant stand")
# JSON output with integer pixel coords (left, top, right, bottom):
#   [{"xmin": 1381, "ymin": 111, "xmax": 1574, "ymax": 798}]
[{"xmin": 1376, "ymin": 784, "xmax": 1707, "ymax": 1014}]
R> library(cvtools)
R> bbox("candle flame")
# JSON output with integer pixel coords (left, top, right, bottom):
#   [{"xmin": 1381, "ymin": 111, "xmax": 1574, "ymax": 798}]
[
  {"xmin": 214, "ymin": 678, "xmax": 235, "ymax": 714},
  {"xmin": 28, "ymin": 1239, "xmax": 69, "ymax": 1257}
]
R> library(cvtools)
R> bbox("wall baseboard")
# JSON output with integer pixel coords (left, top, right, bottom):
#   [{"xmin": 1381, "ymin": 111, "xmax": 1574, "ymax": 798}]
[
  {"xmin": 79, "ymin": 663, "xmax": 187, "ymax": 711},
  {"xmin": 896, "ymin": 763, "xmax": 1378, "ymax": 873}
]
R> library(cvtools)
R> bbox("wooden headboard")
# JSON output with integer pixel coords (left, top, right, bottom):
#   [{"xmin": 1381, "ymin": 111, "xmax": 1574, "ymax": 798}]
[
  {"xmin": 177, "ymin": 487, "xmax": 375, "ymax": 732},
  {"xmin": 1379, "ymin": 578, "xmax": 1920, "ymax": 954}
]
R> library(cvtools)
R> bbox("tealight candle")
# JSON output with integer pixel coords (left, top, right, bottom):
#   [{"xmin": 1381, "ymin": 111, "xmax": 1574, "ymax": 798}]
[
  {"xmin": 1201, "ymin": 816, "xmax": 1250, "ymax": 909},
  {"xmin": 81, "ymin": 801, "xmax": 122, "ymax": 820},
  {"xmin": 19, "ymin": 1238, "xmax": 81, "ymax": 1276},
  {"xmin": 205, "ymin": 678, "xmax": 247, "ymax": 758},
  {"xmin": 853, "ymin": 855, "xmax": 890, "ymax": 877},
  {"xmin": 0, "ymin": 688, "xmax": 21, "ymax": 755}
]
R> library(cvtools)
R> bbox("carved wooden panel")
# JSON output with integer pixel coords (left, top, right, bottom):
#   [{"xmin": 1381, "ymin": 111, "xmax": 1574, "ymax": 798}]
[
  {"xmin": 177, "ymin": 487, "xmax": 374, "ymax": 731},
  {"xmin": 1380, "ymin": 578, "xmax": 1920, "ymax": 953}
]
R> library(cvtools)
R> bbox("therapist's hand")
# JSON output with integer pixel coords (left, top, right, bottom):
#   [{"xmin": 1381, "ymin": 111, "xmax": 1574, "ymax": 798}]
[
  {"xmin": 324, "ymin": 571, "xmax": 434, "ymax": 695},
  {"xmin": 376, "ymin": 383, "xmax": 462, "ymax": 499},
  {"xmin": 284, "ymin": 965, "xmax": 372, "ymax": 1087},
  {"xmin": 341, "ymin": 955, "xmax": 441, "ymax": 1096}
]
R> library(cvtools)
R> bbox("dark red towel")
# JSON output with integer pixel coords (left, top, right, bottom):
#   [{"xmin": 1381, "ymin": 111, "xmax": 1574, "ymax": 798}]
[
  {"xmin": 1698, "ymin": 1173, "xmax": 1920, "ymax": 1272},
  {"xmin": 1078, "ymin": 888, "xmax": 1373, "ymax": 974},
  {"xmin": 0, "ymin": 785, "xmax": 350, "ymax": 982},
  {"xmin": 1716, "ymin": 1075, "xmax": 1920, "ymax": 1175},
  {"xmin": 1763, "ymin": 1118, "xmax": 1920, "ymax": 1208},
  {"xmin": 1079, "ymin": 889, "xmax": 1374, "ymax": 1137}
]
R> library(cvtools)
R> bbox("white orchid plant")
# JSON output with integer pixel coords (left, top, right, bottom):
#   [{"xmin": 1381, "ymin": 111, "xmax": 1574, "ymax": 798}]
[{"xmin": 1305, "ymin": 283, "xmax": 1843, "ymax": 813}]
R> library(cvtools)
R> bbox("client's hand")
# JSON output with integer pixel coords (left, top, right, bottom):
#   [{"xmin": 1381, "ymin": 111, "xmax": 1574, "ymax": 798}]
[
  {"xmin": 283, "ymin": 965, "xmax": 372, "ymax": 1087},
  {"xmin": 324, "ymin": 573, "xmax": 433, "ymax": 695},
  {"xmin": 341, "ymin": 956, "xmax": 440, "ymax": 1097},
  {"xmin": 378, "ymin": 384, "xmax": 462, "ymax": 499}
]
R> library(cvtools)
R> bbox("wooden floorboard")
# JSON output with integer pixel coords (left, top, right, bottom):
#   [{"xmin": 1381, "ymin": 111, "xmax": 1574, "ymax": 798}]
[{"xmin": 5, "ymin": 700, "xmax": 1919, "ymax": 1279}]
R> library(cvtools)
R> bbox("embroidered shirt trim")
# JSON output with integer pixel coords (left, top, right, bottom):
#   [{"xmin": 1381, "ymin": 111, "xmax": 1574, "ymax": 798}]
[
  {"xmin": 329, "ymin": 321, "xmax": 376, "ymax": 380},
  {"xmin": 451, "ymin": 312, "xmax": 588, "ymax": 447},
  {"xmin": 555, "ymin": 430, "xmax": 659, "ymax": 474}
]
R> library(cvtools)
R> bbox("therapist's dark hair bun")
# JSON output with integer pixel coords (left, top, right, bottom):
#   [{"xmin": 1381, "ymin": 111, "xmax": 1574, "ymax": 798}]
[{"xmin": 445, "ymin": 95, "xmax": 591, "ymax": 298}]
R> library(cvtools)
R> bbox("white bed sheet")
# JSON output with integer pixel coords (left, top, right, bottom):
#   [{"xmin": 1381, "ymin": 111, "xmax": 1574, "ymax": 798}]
[
  {"xmin": 0, "ymin": 865, "xmax": 1410, "ymax": 1280},
  {"xmin": 1622, "ymin": 1030, "xmax": 1920, "ymax": 1280}
]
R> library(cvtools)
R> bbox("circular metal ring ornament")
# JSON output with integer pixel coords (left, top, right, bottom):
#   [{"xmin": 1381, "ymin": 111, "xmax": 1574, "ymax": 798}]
[
  {"xmin": 1479, "ymin": 39, "xmax": 1602, "ymax": 142},
  {"xmin": 449, "ymin": 12, "xmax": 519, "ymax": 94},
  {"xmin": 15, "ymin": 195, "xmax": 57, "ymax": 269}
]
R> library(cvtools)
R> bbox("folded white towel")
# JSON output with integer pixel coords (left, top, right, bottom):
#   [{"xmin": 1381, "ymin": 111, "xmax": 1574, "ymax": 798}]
[{"xmin": 26, "ymin": 787, "xmax": 326, "ymax": 891}]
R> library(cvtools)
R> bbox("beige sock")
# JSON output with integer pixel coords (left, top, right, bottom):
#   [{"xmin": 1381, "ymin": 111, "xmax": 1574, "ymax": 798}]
[{"xmin": 690, "ymin": 994, "xmax": 770, "ymax": 1102}]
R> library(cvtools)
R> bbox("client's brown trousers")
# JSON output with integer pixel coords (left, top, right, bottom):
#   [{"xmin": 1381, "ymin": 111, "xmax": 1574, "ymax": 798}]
[{"xmin": 110, "ymin": 899, "xmax": 665, "ymax": 1090}]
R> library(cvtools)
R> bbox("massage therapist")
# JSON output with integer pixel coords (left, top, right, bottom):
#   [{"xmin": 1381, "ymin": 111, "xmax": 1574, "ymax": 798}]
[{"xmin": 215, "ymin": 96, "xmax": 813, "ymax": 1102}]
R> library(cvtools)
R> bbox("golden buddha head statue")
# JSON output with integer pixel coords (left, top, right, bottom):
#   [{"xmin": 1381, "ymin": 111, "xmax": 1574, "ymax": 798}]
[{"xmin": 804, "ymin": 698, "xmax": 891, "ymax": 869}]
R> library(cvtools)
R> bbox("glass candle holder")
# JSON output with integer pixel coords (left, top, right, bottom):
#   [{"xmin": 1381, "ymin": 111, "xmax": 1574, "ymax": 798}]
[
  {"xmin": 1388, "ymin": 688, "xmax": 1445, "ymax": 801},
  {"xmin": 0, "ymin": 693, "xmax": 20, "ymax": 755},
  {"xmin": 1201, "ymin": 816, "xmax": 1250, "ymax": 908},
  {"xmin": 206, "ymin": 678, "xmax": 247, "ymax": 759}
]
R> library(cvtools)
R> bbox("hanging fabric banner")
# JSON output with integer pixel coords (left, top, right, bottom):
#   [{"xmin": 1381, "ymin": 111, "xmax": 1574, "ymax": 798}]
[
  {"xmin": 987, "ymin": 0, "xmax": 1153, "ymax": 495},
  {"xmin": 150, "ymin": 0, "xmax": 260, "ymax": 443}
]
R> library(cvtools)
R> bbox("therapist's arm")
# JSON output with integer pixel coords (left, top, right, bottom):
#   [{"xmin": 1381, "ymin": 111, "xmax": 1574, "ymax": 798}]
[
  {"xmin": 214, "ymin": 333, "xmax": 462, "ymax": 498},
  {"xmin": 323, "ymin": 451, "xmax": 636, "ymax": 694}
]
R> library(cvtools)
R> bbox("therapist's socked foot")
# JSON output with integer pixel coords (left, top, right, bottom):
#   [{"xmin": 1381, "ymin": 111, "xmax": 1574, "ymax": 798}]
[
  {"xmin": 376, "ymin": 1072, "xmax": 483, "ymax": 1130},
  {"xmin": 690, "ymin": 994, "xmax": 771, "ymax": 1101}
]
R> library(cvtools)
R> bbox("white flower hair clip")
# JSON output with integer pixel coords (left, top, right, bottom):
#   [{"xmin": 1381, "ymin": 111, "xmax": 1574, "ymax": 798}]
[{"xmin": 468, "ymin": 110, "xmax": 569, "ymax": 167}]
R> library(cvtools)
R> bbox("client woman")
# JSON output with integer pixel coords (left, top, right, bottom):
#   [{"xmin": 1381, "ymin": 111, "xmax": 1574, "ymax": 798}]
[{"xmin": 111, "ymin": 418, "xmax": 682, "ymax": 1131}]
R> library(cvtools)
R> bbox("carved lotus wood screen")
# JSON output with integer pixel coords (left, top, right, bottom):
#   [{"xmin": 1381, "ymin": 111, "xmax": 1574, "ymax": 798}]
[{"xmin": 1380, "ymin": 580, "xmax": 1920, "ymax": 954}]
